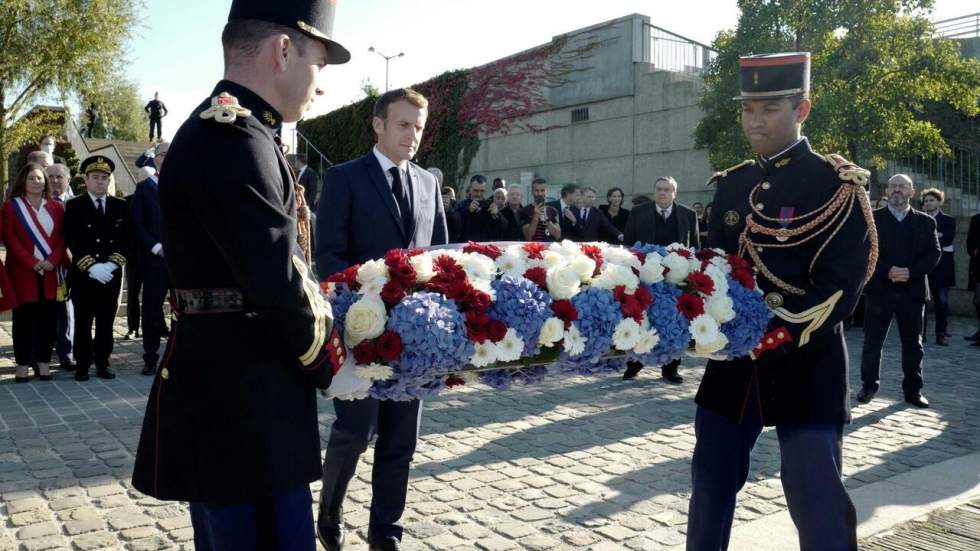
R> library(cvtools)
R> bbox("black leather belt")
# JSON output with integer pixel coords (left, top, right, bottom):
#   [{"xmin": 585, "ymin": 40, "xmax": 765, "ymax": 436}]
[{"xmin": 173, "ymin": 288, "xmax": 247, "ymax": 314}]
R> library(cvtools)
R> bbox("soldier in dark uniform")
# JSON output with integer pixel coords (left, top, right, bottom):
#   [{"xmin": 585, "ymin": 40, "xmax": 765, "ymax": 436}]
[
  {"xmin": 64, "ymin": 155, "xmax": 132, "ymax": 381},
  {"xmin": 131, "ymin": 1, "xmax": 349, "ymax": 549},
  {"xmin": 687, "ymin": 53, "xmax": 875, "ymax": 551}
]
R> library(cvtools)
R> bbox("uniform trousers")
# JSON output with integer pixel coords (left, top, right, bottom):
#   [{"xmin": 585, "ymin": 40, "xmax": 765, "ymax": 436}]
[
  {"xmin": 126, "ymin": 260, "xmax": 143, "ymax": 334},
  {"xmin": 73, "ymin": 275, "xmax": 123, "ymax": 372},
  {"xmin": 860, "ymin": 292, "xmax": 925, "ymax": 396},
  {"xmin": 189, "ymin": 484, "xmax": 314, "ymax": 551},
  {"xmin": 140, "ymin": 256, "xmax": 169, "ymax": 368},
  {"xmin": 686, "ymin": 404, "xmax": 857, "ymax": 551},
  {"xmin": 149, "ymin": 117, "xmax": 163, "ymax": 141},
  {"xmin": 320, "ymin": 397, "xmax": 421, "ymax": 543}
]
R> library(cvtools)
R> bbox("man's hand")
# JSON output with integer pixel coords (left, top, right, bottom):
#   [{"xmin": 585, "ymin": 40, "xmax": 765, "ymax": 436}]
[
  {"xmin": 888, "ymin": 266, "xmax": 910, "ymax": 282},
  {"xmin": 489, "ymin": 203, "xmax": 499, "ymax": 217},
  {"xmin": 40, "ymin": 260, "xmax": 55, "ymax": 272},
  {"xmin": 88, "ymin": 264, "xmax": 112, "ymax": 284},
  {"xmin": 469, "ymin": 200, "xmax": 481, "ymax": 214},
  {"xmin": 563, "ymin": 207, "xmax": 576, "ymax": 222}
]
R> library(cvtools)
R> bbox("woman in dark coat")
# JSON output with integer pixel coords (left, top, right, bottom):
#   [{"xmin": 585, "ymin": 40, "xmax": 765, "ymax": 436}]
[{"xmin": 598, "ymin": 187, "xmax": 629, "ymax": 244}]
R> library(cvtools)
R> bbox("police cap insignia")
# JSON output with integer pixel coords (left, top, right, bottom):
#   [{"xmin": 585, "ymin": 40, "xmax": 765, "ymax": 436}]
[
  {"xmin": 724, "ymin": 210, "xmax": 741, "ymax": 226},
  {"xmin": 80, "ymin": 155, "xmax": 115, "ymax": 175}
]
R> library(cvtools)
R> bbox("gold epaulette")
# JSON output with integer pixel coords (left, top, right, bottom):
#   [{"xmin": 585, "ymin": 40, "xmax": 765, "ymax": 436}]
[
  {"xmin": 823, "ymin": 154, "xmax": 870, "ymax": 187},
  {"xmin": 706, "ymin": 160, "xmax": 755, "ymax": 186}
]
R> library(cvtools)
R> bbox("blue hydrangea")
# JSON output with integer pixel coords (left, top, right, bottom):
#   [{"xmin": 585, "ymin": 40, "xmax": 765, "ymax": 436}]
[
  {"xmin": 328, "ymin": 285, "xmax": 360, "ymax": 340},
  {"xmin": 630, "ymin": 242, "xmax": 671, "ymax": 257},
  {"xmin": 488, "ymin": 275, "xmax": 552, "ymax": 356},
  {"xmin": 479, "ymin": 365, "xmax": 549, "ymax": 390},
  {"xmin": 719, "ymin": 275, "xmax": 773, "ymax": 359},
  {"xmin": 370, "ymin": 292, "xmax": 474, "ymax": 401},
  {"xmin": 628, "ymin": 282, "xmax": 690, "ymax": 367},
  {"xmin": 555, "ymin": 287, "xmax": 622, "ymax": 374}
]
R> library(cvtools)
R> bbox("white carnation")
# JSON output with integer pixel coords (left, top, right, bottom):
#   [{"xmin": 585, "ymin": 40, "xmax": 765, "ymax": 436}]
[
  {"xmin": 459, "ymin": 253, "xmax": 497, "ymax": 283},
  {"xmin": 353, "ymin": 363, "xmax": 394, "ymax": 381},
  {"xmin": 634, "ymin": 329, "xmax": 661, "ymax": 354},
  {"xmin": 546, "ymin": 266, "xmax": 582, "ymax": 300},
  {"xmin": 496, "ymin": 329, "xmax": 525, "ymax": 362},
  {"xmin": 639, "ymin": 254, "xmax": 666, "ymax": 285},
  {"xmin": 495, "ymin": 250, "xmax": 528, "ymax": 277},
  {"xmin": 690, "ymin": 314, "xmax": 721, "ymax": 346},
  {"xmin": 470, "ymin": 341, "xmax": 498, "ymax": 367},
  {"xmin": 538, "ymin": 317, "xmax": 565, "ymax": 347},
  {"xmin": 612, "ymin": 318, "xmax": 644, "ymax": 351},
  {"xmin": 706, "ymin": 294, "xmax": 736, "ymax": 324},
  {"xmin": 409, "ymin": 253, "xmax": 436, "ymax": 283},
  {"xmin": 568, "ymin": 255, "xmax": 597, "ymax": 282},
  {"xmin": 704, "ymin": 264, "xmax": 729, "ymax": 295},
  {"xmin": 356, "ymin": 259, "xmax": 389, "ymax": 295},
  {"xmin": 563, "ymin": 324, "xmax": 587, "ymax": 357},
  {"xmin": 343, "ymin": 295, "xmax": 388, "ymax": 347},
  {"xmin": 663, "ymin": 252, "xmax": 691, "ymax": 284}
]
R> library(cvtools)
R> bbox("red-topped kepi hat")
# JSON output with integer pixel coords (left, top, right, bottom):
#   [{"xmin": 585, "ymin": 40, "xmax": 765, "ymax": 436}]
[
  {"xmin": 227, "ymin": 0, "xmax": 351, "ymax": 65},
  {"xmin": 733, "ymin": 52, "xmax": 810, "ymax": 101}
]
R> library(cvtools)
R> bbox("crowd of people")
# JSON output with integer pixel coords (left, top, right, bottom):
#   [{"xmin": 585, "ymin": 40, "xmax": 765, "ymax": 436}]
[{"xmin": 0, "ymin": 140, "xmax": 171, "ymax": 383}]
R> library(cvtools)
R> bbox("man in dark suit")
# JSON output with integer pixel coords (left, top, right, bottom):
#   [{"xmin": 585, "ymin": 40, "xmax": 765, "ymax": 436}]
[
  {"xmin": 458, "ymin": 174, "xmax": 505, "ymax": 241},
  {"xmin": 577, "ymin": 186, "xmax": 623, "ymax": 243},
  {"xmin": 547, "ymin": 183, "xmax": 584, "ymax": 241},
  {"xmin": 64, "ymin": 156, "xmax": 132, "ymax": 381},
  {"xmin": 315, "ymin": 87, "xmax": 448, "ymax": 551},
  {"xmin": 622, "ymin": 176, "xmax": 700, "ymax": 383},
  {"xmin": 144, "ymin": 92, "xmax": 168, "ymax": 141},
  {"xmin": 920, "ymin": 188, "xmax": 956, "ymax": 346},
  {"xmin": 858, "ymin": 174, "xmax": 940, "ymax": 408},
  {"xmin": 968, "ymin": 212, "xmax": 980, "ymax": 345},
  {"xmin": 130, "ymin": 142, "xmax": 171, "ymax": 376},
  {"xmin": 131, "ymin": 5, "xmax": 348, "ymax": 549},
  {"xmin": 296, "ymin": 153, "xmax": 320, "ymax": 208}
]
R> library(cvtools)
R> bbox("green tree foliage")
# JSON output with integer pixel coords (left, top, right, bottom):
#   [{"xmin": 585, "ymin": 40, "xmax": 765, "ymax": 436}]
[
  {"xmin": 695, "ymin": 0, "xmax": 980, "ymax": 170},
  {"xmin": 79, "ymin": 77, "xmax": 147, "ymax": 142},
  {"xmin": 0, "ymin": 0, "xmax": 138, "ymax": 192}
]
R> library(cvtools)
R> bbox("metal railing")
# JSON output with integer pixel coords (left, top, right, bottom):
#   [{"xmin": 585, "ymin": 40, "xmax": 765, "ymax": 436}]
[
  {"xmin": 646, "ymin": 24, "xmax": 717, "ymax": 76},
  {"xmin": 880, "ymin": 140, "xmax": 980, "ymax": 216},
  {"xmin": 292, "ymin": 129, "xmax": 334, "ymax": 176},
  {"xmin": 934, "ymin": 12, "xmax": 980, "ymax": 39}
]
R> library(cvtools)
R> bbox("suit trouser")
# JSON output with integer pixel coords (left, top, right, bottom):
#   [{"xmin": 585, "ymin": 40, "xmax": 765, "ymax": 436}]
[
  {"xmin": 126, "ymin": 262, "xmax": 143, "ymax": 333},
  {"xmin": 140, "ymin": 257, "xmax": 169, "ymax": 368},
  {"xmin": 860, "ymin": 292, "xmax": 925, "ymax": 396},
  {"xmin": 73, "ymin": 276, "xmax": 123, "ymax": 372},
  {"xmin": 149, "ymin": 118, "xmax": 162, "ymax": 140},
  {"xmin": 686, "ymin": 405, "xmax": 857, "ymax": 551},
  {"xmin": 190, "ymin": 484, "xmax": 314, "ymax": 551},
  {"xmin": 320, "ymin": 397, "xmax": 421, "ymax": 543},
  {"xmin": 924, "ymin": 281, "xmax": 950, "ymax": 337}
]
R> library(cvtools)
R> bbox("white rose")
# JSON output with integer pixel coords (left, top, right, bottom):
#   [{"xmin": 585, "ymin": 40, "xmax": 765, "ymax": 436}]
[
  {"xmin": 593, "ymin": 263, "xmax": 639, "ymax": 293},
  {"xmin": 563, "ymin": 324, "xmax": 587, "ymax": 357},
  {"xmin": 663, "ymin": 252, "xmax": 691, "ymax": 284},
  {"xmin": 409, "ymin": 253, "xmax": 436, "ymax": 284},
  {"xmin": 603, "ymin": 246, "xmax": 642, "ymax": 270},
  {"xmin": 639, "ymin": 254, "xmax": 666, "ymax": 285},
  {"xmin": 470, "ymin": 341, "xmax": 498, "ymax": 367},
  {"xmin": 541, "ymin": 250, "xmax": 564, "ymax": 269},
  {"xmin": 694, "ymin": 332, "xmax": 728, "ymax": 355},
  {"xmin": 568, "ymin": 255, "xmax": 597, "ymax": 282},
  {"xmin": 538, "ymin": 317, "xmax": 565, "ymax": 347},
  {"xmin": 546, "ymin": 266, "xmax": 582, "ymax": 300},
  {"xmin": 343, "ymin": 295, "xmax": 388, "ymax": 346},
  {"xmin": 356, "ymin": 259, "xmax": 389, "ymax": 295},
  {"xmin": 634, "ymin": 329, "xmax": 661, "ymax": 354},
  {"xmin": 689, "ymin": 314, "xmax": 721, "ymax": 346},
  {"xmin": 612, "ymin": 318, "xmax": 644, "ymax": 351},
  {"xmin": 706, "ymin": 294, "xmax": 736, "ymax": 324},
  {"xmin": 704, "ymin": 264, "xmax": 729, "ymax": 295},
  {"xmin": 495, "ymin": 250, "xmax": 528, "ymax": 278},
  {"xmin": 496, "ymin": 329, "xmax": 525, "ymax": 362}
]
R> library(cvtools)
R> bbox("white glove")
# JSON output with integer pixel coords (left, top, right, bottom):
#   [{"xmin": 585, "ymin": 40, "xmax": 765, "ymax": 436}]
[
  {"xmin": 88, "ymin": 265, "xmax": 110, "ymax": 284},
  {"xmin": 103, "ymin": 262, "xmax": 118, "ymax": 274},
  {"xmin": 152, "ymin": 243, "xmax": 164, "ymax": 257}
]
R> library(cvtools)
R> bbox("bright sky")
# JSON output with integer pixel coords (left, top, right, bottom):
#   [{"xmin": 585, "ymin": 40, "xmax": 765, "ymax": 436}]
[{"xmin": 128, "ymin": 0, "xmax": 976, "ymax": 143}]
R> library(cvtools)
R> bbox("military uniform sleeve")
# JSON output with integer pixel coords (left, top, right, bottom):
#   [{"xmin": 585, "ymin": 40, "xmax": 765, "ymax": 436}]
[
  {"xmin": 107, "ymin": 200, "xmax": 129, "ymax": 268},
  {"xmin": 192, "ymin": 132, "xmax": 336, "ymax": 381}
]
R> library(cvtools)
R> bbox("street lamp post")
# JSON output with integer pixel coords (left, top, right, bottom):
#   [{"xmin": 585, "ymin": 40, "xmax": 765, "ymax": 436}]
[{"xmin": 367, "ymin": 46, "xmax": 405, "ymax": 92}]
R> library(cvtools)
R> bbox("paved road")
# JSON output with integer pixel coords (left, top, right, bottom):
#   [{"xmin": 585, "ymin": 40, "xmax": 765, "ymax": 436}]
[{"xmin": 1, "ymin": 315, "xmax": 978, "ymax": 550}]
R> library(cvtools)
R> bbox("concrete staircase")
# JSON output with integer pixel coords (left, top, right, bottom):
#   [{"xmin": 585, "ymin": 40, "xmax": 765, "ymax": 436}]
[
  {"xmin": 66, "ymin": 118, "xmax": 153, "ymax": 196},
  {"xmin": 86, "ymin": 139, "xmax": 154, "ymax": 180}
]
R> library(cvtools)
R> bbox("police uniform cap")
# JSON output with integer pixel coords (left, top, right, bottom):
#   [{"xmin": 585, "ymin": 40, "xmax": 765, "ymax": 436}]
[
  {"xmin": 80, "ymin": 155, "xmax": 115, "ymax": 175},
  {"xmin": 228, "ymin": 0, "xmax": 351, "ymax": 65},
  {"xmin": 733, "ymin": 52, "xmax": 810, "ymax": 101}
]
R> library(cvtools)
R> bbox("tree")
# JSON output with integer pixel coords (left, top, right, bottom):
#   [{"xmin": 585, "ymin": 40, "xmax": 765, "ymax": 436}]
[
  {"xmin": 0, "ymin": 0, "xmax": 138, "ymax": 193},
  {"xmin": 695, "ymin": 0, "xmax": 980, "ymax": 171},
  {"xmin": 79, "ymin": 77, "xmax": 147, "ymax": 142}
]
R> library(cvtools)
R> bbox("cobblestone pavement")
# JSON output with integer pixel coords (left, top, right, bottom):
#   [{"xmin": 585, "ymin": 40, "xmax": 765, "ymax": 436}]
[{"xmin": 1, "ymin": 315, "xmax": 978, "ymax": 550}]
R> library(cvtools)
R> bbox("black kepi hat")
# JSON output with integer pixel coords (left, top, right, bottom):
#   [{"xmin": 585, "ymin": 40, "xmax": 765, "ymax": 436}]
[
  {"xmin": 80, "ymin": 155, "xmax": 115, "ymax": 175},
  {"xmin": 733, "ymin": 52, "xmax": 810, "ymax": 101},
  {"xmin": 227, "ymin": 0, "xmax": 351, "ymax": 65}
]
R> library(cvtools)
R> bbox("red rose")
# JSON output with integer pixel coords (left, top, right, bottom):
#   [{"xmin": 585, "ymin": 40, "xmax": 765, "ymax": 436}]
[
  {"xmin": 634, "ymin": 286, "xmax": 653, "ymax": 307},
  {"xmin": 446, "ymin": 280, "xmax": 473, "ymax": 302},
  {"xmin": 384, "ymin": 249, "xmax": 406, "ymax": 267},
  {"xmin": 733, "ymin": 268, "xmax": 756, "ymax": 290},
  {"xmin": 352, "ymin": 340, "xmax": 378, "ymax": 364},
  {"xmin": 376, "ymin": 331, "xmax": 403, "ymax": 362},
  {"xmin": 326, "ymin": 264, "xmax": 360, "ymax": 289},
  {"xmin": 621, "ymin": 295, "xmax": 645, "ymax": 323},
  {"xmin": 446, "ymin": 375, "xmax": 466, "ymax": 388},
  {"xmin": 393, "ymin": 262, "xmax": 417, "ymax": 287},
  {"xmin": 551, "ymin": 300, "xmax": 579, "ymax": 328},
  {"xmin": 467, "ymin": 289, "xmax": 492, "ymax": 312},
  {"xmin": 487, "ymin": 320, "xmax": 508, "ymax": 343},
  {"xmin": 381, "ymin": 280, "xmax": 406, "ymax": 305},
  {"xmin": 524, "ymin": 267, "xmax": 547, "ymax": 289},
  {"xmin": 466, "ymin": 311, "xmax": 490, "ymax": 343},
  {"xmin": 727, "ymin": 254, "xmax": 751, "ymax": 271},
  {"xmin": 676, "ymin": 293, "xmax": 705, "ymax": 321},
  {"xmin": 688, "ymin": 271, "xmax": 716, "ymax": 296},
  {"xmin": 522, "ymin": 242, "xmax": 547, "ymax": 260},
  {"xmin": 695, "ymin": 249, "xmax": 719, "ymax": 262}
]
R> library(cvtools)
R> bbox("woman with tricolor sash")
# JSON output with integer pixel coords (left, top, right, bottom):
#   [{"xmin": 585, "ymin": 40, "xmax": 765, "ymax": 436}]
[{"xmin": 2, "ymin": 162, "xmax": 67, "ymax": 382}]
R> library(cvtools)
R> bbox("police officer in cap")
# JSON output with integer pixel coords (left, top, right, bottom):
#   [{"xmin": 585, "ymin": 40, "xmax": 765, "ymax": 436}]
[
  {"xmin": 64, "ymin": 155, "xmax": 131, "ymax": 382},
  {"xmin": 687, "ymin": 53, "xmax": 876, "ymax": 550},
  {"xmin": 131, "ymin": 1, "xmax": 349, "ymax": 549}
]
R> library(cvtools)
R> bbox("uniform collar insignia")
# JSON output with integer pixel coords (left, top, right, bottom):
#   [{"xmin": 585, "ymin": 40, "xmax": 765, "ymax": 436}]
[
  {"xmin": 760, "ymin": 137, "xmax": 811, "ymax": 173},
  {"xmin": 262, "ymin": 111, "xmax": 278, "ymax": 127}
]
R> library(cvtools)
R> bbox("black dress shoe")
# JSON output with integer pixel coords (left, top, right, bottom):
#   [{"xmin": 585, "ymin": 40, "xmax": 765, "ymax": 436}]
[
  {"xmin": 856, "ymin": 387, "xmax": 876, "ymax": 404},
  {"xmin": 662, "ymin": 371, "xmax": 684, "ymax": 384},
  {"xmin": 141, "ymin": 365, "xmax": 157, "ymax": 376},
  {"xmin": 96, "ymin": 369, "xmax": 116, "ymax": 380},
  {"xmin": 74, "ymin": 371, "xmax": 90, "ymax": 382},
  {"xmin": 316, "ymin": 511, "xmax": 345, "ymax": 551},
  {"xmin": 936, "ymin": 335, "xmax": 949, "ymax": 346},
  {"xmin": 623, "ymin": 361, "xmax": 643, "ymax": 380},
  {"xmin": 368, "ymin": 537, "xmax": 401, "ymax": 551},
  {"xmin": 905, "ymin": 394, "xmax": 930, "ymax": 408}
]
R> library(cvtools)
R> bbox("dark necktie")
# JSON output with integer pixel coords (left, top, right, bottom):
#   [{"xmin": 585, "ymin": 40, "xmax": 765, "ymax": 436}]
[
  {"xmin": 96, "ymin": 198, "xmax": 105, "ymax": 216},
  {"xmin": 389, "ymin": 167, "xmax": 412, "ymax": 236},
  {"xmin": 582, "ymin": 208, "xmax": 588, "ymax": 223}
]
